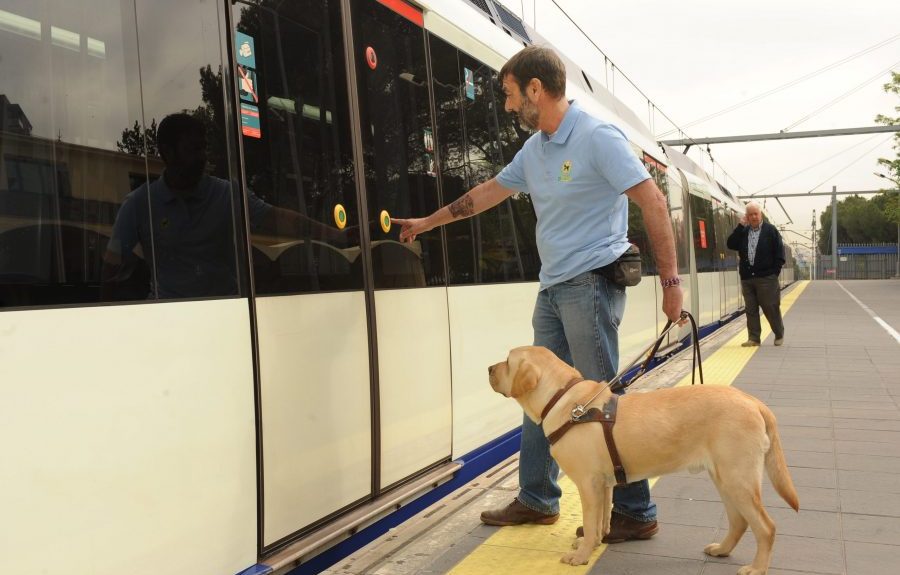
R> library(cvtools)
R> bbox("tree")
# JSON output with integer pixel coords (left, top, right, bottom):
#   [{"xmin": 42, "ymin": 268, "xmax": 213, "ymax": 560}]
[
  {"xmin": 874, "ymin": 70, "xmax": 899, "ymax": 227},
  {"xmin": 817, "ymin": 193, "xmax": 897, "ymax": 253},
  {"xmin": 116, "ymin": 118, "xmax": 157, "ymax": 156},
  {"xmin": 115, "ymin": 66, "xmax": 226, "ymax": 178}
]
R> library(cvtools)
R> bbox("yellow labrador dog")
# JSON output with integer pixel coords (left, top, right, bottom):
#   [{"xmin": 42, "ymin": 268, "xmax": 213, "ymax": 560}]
[{"xmin": 488, "ymin": 346, "xmax": 799, "ymax": 575}]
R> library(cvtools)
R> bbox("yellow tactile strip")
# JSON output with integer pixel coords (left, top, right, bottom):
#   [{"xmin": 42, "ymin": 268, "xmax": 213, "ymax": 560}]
[
  {"xmin": 672, "ymin": 280, "xmax": 809, "ymax": 389},
  {"xmin": 449, "ymin": 281, "xmax": 810, "ymax": 575}
]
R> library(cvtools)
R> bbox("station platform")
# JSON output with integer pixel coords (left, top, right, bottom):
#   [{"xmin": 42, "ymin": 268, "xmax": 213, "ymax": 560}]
[{"xmin": 323, "ymin": 279, "xmax": 900, "ymax": 575}]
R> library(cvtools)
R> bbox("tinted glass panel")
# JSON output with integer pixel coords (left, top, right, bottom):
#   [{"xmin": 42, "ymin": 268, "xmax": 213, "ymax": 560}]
[
  {"xmin": 689, "ymin": 192, "xmax": 716, "ymax": 272},
  {"xmin": 110, "ymin": 0, "xmax": 242, "ymax": 300},
  {"xmin": 353, "ymin": 0, "xmax": 443, "ymax": 288},
  {"xmin": 0, "ymin": 0, "xmax": 145, "ymax": 307},
  {"xmin": 712, "ymin": 199, "xmax": 729, "ymax": 270},
  {"xmin": 234, "ymin": 0, "xmax": 361, "ymax": 294},
  {"xmin": 666, "ymin": 170, "xmax": 691, "ymax": 275},
  {"xmin": 494, "ymin": 79, "xmax": 539, "ymax": 282},
  {"xmin": 638, "ymin": 157, "xmax": 672, "ymax": 276},
  {"xmin": 429, "ymin": 34, "xmax": 539, "ymax": 285}
]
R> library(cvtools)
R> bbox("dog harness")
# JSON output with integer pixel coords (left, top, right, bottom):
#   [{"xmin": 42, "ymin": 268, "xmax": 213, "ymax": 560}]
[{"xmin": 541, "ymin": 378, "xmax": 628, "ymax": 487}]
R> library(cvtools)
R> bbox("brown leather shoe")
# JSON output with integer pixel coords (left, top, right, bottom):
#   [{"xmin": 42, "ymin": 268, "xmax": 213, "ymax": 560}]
[
  {"xmin": 740, "ymin": 340, "xmax": 760, "ymax": 347},
  {"xmin": 480, "ymin": 498, "xmax": 559, "ymax": 526},
  {"xmin": 576, "ymin": 511, "xmax": 658, "ymax": 543}
]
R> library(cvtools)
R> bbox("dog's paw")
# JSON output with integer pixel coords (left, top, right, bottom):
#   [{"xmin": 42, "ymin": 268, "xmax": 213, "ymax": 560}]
[
  {"xmin": 704, "ymin": 543, "xmax": 731, "ymax": 557},
  {"xmin": 736, "ymin": 566, "xmax": 765, "ymax": 575},
  {"xmin": 560, "ymin": 550, "xmax": 590, "ymax": 565}
]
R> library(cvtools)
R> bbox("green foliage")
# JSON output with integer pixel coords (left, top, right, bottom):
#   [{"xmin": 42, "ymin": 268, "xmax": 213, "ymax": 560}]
[
  {"xmin": 874, "ymin": 71, "xmax": 899, "ymax": 219},
  {"xmin": 116, "ymin": 66, "xmax": 226, "ymax": 177},
  {"xmin": 817, "ymin": 192, "xmax": 898, "ymax": 253},
  {"xmin": 116, "ymin": 118, "xmax": 157, "ymax": 156}
]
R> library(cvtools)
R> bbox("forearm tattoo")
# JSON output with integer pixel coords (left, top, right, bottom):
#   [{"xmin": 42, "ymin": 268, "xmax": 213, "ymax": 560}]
[{"xmin": 448, "ymin": 194, "xmax": 475, "ymax": 218}]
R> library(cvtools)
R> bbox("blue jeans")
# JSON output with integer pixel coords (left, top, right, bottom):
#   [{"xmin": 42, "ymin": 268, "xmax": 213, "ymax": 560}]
[{"xmin": 517, "ymin": 270, "xmax": 657, "ymax": 522}]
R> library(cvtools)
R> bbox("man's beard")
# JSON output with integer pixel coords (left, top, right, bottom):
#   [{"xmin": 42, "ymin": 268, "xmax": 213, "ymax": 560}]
[{"xmin": 517, "ymin": 100, "xmax": 539, "ymax": 131}]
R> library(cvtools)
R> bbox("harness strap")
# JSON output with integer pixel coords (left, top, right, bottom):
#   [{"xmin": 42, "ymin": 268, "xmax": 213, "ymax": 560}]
[
  {"xmin": 540, "ymin": 377, "xmax": 584, "ymax": 421},
  {"xmin": 547, "ymin": 395, "xmax": 627, "ymax": 486},
  {"xmin": 610, "ymin": 310, "xmax": 704, "ymax": 393}
]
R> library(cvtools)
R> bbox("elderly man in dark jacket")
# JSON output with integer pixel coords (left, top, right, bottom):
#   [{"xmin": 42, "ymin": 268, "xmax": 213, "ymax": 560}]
[{"xmin": 727, "ymin": 202, "xmax": 786, "ymax": 347}]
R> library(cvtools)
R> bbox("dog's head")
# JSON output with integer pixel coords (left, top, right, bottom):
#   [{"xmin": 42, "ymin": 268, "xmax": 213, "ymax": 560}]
[{"xmin": 489, "ymin": 346, "xmax": 581, "ymax": 422}]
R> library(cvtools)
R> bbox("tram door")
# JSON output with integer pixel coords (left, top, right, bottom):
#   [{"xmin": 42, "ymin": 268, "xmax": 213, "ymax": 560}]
[
  {"xmin": 230, "ymin": 0, "xmax": 451, "ymax": 551},
  {"xmin": 348, "ymin": 0, "xmax": 453, "ymax": 490},
  {"xmin": 714, "ymin": 199, "xmax": 728, "ymax": 318}
]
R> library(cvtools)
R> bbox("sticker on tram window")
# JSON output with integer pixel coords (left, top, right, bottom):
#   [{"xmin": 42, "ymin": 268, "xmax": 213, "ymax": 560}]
[
  {"xmin": 464, "ymin": 67, "xmax": 475, "ymax": 100},
  {"xmin": 235, "ymin": 32, "xmax": 256, "ymax": 69},
  {"xmin": 237, "ymin": 66, "xmax": 258, "ymax": 103},
  {"xmin": 423, "ymin": 127, "xmax": 433, "ymax": 152},
  {"xmin": 698, "ymin": 220, "xmax": 707, "ymax": 248},
  {"xmin": 240, "ymin": 103, "xmax": 261, "ymax": 139}
]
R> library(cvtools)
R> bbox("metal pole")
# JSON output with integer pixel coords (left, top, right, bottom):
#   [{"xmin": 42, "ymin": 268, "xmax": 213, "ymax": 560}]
[
  {"xmin": 812, "ymin": 209, "xmax": 816, "ymax": 281},
  {"xmin": 832, "ymin": 186, "xmax": 838, "ymax": 280}
]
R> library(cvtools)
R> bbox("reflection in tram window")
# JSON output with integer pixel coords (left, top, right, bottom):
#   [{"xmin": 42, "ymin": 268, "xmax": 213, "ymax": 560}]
[
  {"xmin": 665, "ymin": 170, "xmax": 692, "ymax": 276},
  {"xmin": 234, "ymin": 0, "xmax": 362, "ymax": 294},
  {"xmin": 0, "ymin": 1, "xmax": 145, "ymax": 308},
  {"xmin": 102, "ymin": 0, "xmax": 245, "ymax": 300},
  {"xmin": 353, "ymin": 0, "xmax": 445, "ymax": 288},
  {"xmin": 429, "ymin": 35, "xmax": 539, "ymax": 285},
  {"xmin": 0, "ymin": 0, "xmax": 254, "ymax": 307},
  {"xmin": 689, "ymin": 192, "xmax": 717, "ymax": 272},
  {"xmin": 103, "ymin": 114, "xmax": 259, "ymax": 300}
]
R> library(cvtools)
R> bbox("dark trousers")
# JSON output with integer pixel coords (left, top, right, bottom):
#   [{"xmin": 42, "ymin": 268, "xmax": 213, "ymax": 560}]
[{"xmin": 741, "ymin": 275, "xmax": 784, "ymax": 342}]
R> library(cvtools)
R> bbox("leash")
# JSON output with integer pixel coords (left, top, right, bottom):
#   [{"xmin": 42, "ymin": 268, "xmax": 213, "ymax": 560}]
[{"xmin": 571, "ymin": 310, "xmax": 704, "ymax": 420}]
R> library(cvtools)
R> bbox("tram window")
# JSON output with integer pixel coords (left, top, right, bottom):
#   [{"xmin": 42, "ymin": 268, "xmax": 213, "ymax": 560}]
[
  {"xmin": 232, "ymin": 0, "xmax": 362, "ymax": 294},
  {"xmin": 689, "ymin": 193, "xmax": 716, "ymax": 272},
  {"xmin": 665, "ymin": 170, "xmax": 691, "ymax": 276},
  {"xmin": 430, "ymin": 33, "xmax": 538, "ymax": 285},
  {"xmin": 353, "ymin": 0, "xmax": 445, "ymax": 288},
  {"xmin": 105, "ymin": 0, "xmax": 246, "ymax": 301},
  {"xmin": 632, "ymin": 158, "xmax": 674, "ymax": 277},
  {"xmin": 626, "ymin": 199, "xmax": 654, "ymax": 275},
  {"xmin": 445, "ymin": 50, "xmax": 539, "ymax": 284},
  {"xmin": 0, "ymin": 1, "xmax": 147, "ymax": 308},
  {"xmin": 491, "ymin": 75, "xmax": 540, "ymax": 283}
]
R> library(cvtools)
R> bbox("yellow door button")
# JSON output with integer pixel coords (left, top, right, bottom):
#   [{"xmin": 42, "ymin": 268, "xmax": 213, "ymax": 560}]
[
  {"xmin": 334, "ymin": 204, "xmax": 347, "ymax": 229},
  {"xmin": 380, "ymin": 210, "xmax": 391, "ymax": 233}
]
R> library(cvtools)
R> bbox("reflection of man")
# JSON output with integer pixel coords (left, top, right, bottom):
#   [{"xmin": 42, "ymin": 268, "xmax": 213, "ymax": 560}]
[
  {"xmin": 103, "ymin": 113, "xmax": 339, "ymax": 299},
  {"xmin": 727, "ymin": 202, "xmax": 786, "ymax": 346},
  {"xmin": 393, "ymin": 46, "xmax": 683, "ymax": 544}
]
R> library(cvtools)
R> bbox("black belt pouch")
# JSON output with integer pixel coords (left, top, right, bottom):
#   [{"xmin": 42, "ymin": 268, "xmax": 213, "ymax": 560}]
[{"xmin": 595, "ymin": 244, "xmax": 642, "ymax": 287}]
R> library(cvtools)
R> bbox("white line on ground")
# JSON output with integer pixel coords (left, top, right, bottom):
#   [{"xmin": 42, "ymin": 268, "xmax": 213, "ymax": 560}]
[{"xmin": 836, "ymin": 281, "xmax": 900, "ymax": 345}]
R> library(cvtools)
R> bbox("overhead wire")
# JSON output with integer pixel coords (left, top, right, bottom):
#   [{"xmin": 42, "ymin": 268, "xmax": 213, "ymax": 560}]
[
  {"xmin": 549, "ymin": 0, "xmax": 747, "ymax": 196},
  {"xmin": 804, "ymin": 134, "xmax": 895, "ymax": 193},
  {"xmin": 751, "ymin": 133, "xmax": 884, "ymax": 196},
  {"xmin": 781, "ymin": 61, "xmax": 900, "ymax": 132},
  {"xmin": 656, "ymin": 32, "xmax": 900, "ymax": 137}
]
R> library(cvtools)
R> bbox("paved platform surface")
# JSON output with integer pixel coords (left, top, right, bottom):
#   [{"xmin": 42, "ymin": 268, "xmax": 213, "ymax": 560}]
[{"xmin": 324, "ymin": 280, "xmax": 900, "ymax": 575}]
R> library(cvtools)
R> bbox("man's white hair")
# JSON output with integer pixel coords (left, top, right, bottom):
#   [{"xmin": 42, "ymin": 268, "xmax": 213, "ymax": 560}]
[{"xmin": 744, "ymin": 201, "xmax": 762, "ymax": 213}]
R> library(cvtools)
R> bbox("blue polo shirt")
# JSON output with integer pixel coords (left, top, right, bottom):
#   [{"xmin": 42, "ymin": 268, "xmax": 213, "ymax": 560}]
[
  {"xmin": 108, "ymin": 174, "xmax": 271, "ymax": 298},
  {"xmin": 496, "ymin": 101, "xmax": 650, "ymax": 290}
]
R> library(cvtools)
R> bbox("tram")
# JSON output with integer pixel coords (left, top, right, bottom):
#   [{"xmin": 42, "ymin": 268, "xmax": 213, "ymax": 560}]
[{"xmin": 0, "ymin": 0, "xmax": 793, "ymax": 573}]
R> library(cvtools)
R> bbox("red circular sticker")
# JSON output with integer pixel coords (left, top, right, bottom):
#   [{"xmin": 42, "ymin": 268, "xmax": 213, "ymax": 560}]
[{"xmin": 366, "ymin": 46, "xmax": 377, "ymax": 70}]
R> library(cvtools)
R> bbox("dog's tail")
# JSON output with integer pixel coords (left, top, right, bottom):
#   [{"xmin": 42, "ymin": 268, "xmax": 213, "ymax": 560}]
[{"xmin": 760, "ymin": 402, "xmax": 800, "ymax": 512}]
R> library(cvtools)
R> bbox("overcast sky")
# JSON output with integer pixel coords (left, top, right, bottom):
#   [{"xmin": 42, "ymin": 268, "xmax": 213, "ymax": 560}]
[{"xmin": 501, "ymin": 0, "xmax": 900, "ymax": 257}]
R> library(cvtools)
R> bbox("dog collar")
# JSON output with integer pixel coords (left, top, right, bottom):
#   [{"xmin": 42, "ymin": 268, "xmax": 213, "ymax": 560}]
[{"xmin": 540, "ymin": 377, "xmax": 584, "ymax": 422}]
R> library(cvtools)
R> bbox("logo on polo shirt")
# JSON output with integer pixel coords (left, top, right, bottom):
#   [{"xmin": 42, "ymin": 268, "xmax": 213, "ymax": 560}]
[{"xmin": 558, "ymin": 160, "xmax": 573, "ymax": 182}]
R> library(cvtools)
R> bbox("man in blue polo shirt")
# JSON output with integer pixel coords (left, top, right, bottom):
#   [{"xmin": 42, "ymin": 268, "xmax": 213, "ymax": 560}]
[{"xmin": 392, "ymin": 46, "xmax": 683, "ymax": 544}]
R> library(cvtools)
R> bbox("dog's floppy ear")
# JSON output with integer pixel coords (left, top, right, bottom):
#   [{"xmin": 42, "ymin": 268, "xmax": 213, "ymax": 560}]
[{"xmin": 511, "ymin": 360, "xmax": 539, "ymax": 398}]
